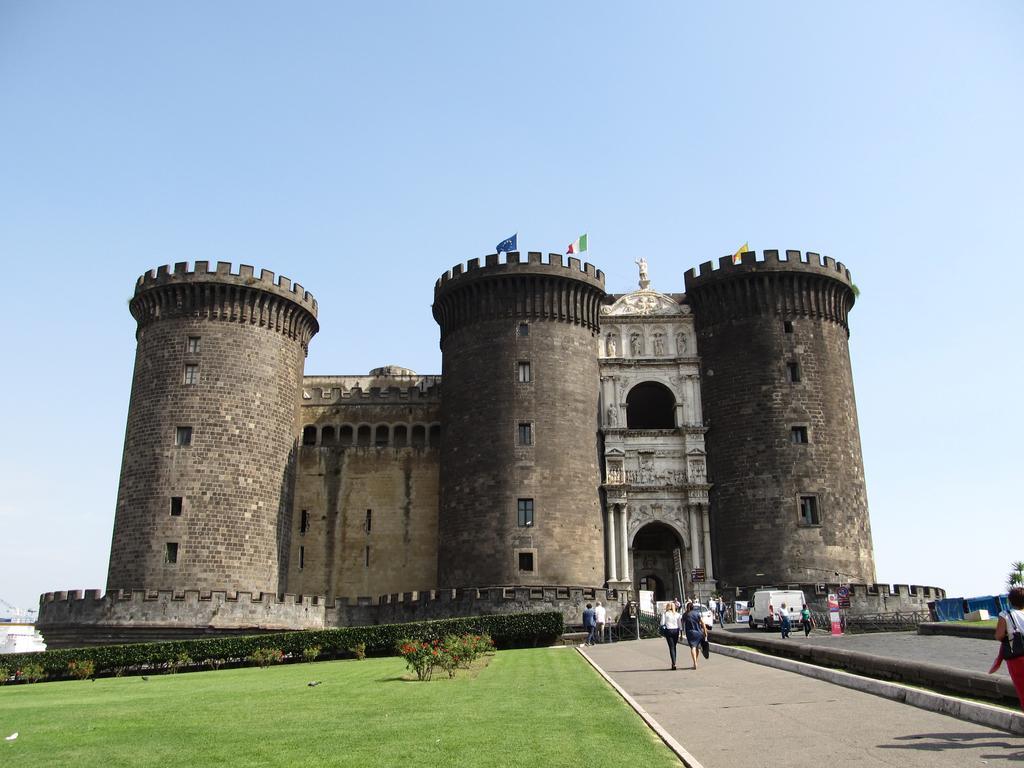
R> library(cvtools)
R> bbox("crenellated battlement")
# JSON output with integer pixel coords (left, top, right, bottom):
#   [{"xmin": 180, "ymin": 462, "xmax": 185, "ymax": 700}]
[
  {"xmin": 301, "ymin": 375, "xmax": 442, "ymax": 404},
  {"xmin": 685, "ymin": 249, "xmax": 853, "ymax": 289},
  {"xmin": 434, "ymin": 251, "xmax": 605, "ymax": 294},
  {"xmin": 136, "ymin": 261, "xmax": 318, "ymax": 315},
  {"xmin": 684, "ymin": 249, "xmax": 857, "ymax": 333}
]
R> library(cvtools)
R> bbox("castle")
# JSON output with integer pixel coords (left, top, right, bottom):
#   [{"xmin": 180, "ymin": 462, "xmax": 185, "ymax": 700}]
[{"xmin": 37, "ymin": 250, "xmax": 943, "ymax": 647}]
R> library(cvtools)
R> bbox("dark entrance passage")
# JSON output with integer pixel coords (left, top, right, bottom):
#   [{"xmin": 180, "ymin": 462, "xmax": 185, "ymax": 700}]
[
  {"xmin": 632, "ymin": 521, "xmax": 684, "ymax": 603},
  {"xmin": 626, "ymin": 382, "xmax": 675, "ymax": 429}
]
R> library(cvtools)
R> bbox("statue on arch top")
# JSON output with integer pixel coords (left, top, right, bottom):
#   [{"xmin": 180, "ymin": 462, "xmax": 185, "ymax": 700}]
[{"xmin": 635, "ymin": 257, "xmax": 650, "ymax": 289}]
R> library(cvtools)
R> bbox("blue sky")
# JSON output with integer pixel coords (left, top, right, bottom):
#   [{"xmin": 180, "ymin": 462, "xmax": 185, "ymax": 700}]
[{"xmin": 1, "ymin": 2, "xmax": 1021, "ymax": 612}]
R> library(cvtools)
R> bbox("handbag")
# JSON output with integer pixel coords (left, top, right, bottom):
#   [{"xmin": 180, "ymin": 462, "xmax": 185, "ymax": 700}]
[
  {"xmin": 700, "ymin": 637, "xmax": 710, "ymax": 659},
  {"xmin": 659, "ymin": 625, "xmax": 667, "ymax": 637},
  {"xmin": 1003, "ymin": 612, "xmax": 1024, "ymax": 660}
]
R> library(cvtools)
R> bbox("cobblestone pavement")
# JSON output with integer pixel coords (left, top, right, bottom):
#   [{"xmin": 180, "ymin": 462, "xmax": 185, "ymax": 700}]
[
  {"xmin": 720, "ymin": 624, "xmax": 1008, "ymax": 676},
  {"xmin": 583, "ymin": 638, "xmax": 1024, "ymax": 768}
]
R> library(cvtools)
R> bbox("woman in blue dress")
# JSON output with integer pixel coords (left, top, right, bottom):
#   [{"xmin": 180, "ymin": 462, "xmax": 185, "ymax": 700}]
[{"xmin": 683, "ymin": 600, "xmax": 708, "ymax": 670}]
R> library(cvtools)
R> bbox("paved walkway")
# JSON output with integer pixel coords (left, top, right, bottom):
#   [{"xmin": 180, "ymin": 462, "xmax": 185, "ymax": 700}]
[
  {"xmin": 582, "ymin": 638, "xmax": 1024, "ymax": 768},
  {"xmin": 721, "ymin": 624, "xmax": 1008, "ymax": 677}
]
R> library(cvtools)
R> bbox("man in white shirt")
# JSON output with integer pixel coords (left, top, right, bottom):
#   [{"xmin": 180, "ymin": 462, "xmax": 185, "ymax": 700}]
[{"xmin": 594, "ymin": 601, "xmax": 607, "ymax": 643}]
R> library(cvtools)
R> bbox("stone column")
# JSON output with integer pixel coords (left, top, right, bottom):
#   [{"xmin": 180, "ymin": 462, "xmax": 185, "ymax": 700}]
[
  {"xmin": 701, "ymin": 504, "xmax": 715, "ymax": 582},
  {"xmin": 605, "ymin": 505, "xmax": 618, "ymax": 582},
  {"xmin": 617, "ymin": 505, "xmax": 630, "ymax": 583},
  {"xmin": 688, "ymin": 504, "xmax": 701, "ymax": 568}
]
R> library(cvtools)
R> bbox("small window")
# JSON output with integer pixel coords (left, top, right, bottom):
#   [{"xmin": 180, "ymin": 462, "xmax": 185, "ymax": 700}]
[
  {"xmin": 302, "ymin": 425, "xmax": 317, "ymax": 446},
  {"xmin": 170, "ymin": 497, "xmax": 183, "ymax": 517},
  {"xmin": 517, "ymin": 498, "xmax": 534, "ymax": 527},
  {"xmin": 518, "ymin": 552, "xmax": 534, "ymax": 571},
  {"xmin": 175, "ymin": 426, "xmax": 193, "ymax": 446},
  {"xmin": 518, "ymin": 423, "xmax": 533, "ymax": 446},
  {"xmin": 518, "ymin": 361, "xmax": 531, "ymax": 383},
  {"xmin": 299, "ymin": 510, "xmax": 309, "ymax": 534},
  {"xmin": 186, "ymin": 336, "xmax": 201, "ymax": 353},
  {"xmin": 783, "ymin": 321, "xmax": 794, "ymax": 334},
  {"xmin": 183, "ymin": 364, "xmax": 199, "ymax": 385},
  {"xmin": 164, "ymin": 542, "xmax": 179, "ymax": 564},
  {"xmin": 365, "ymin": 546, "xmax": 370, "ymax": 568},
  {"xmin": 518, "ymin": 323, "xmax": 529, "ymax": 337},
  {"xmin": 790, "ymin": 426, "xmax": 809, "ymax": 444},
  {"xmin": 786, "ymin": 362, "xmax": 801, "ymax": 383},
  {"xmin": 799, "ymin": 496, "xmax": 820, "ymax": 526},
  {"xmin": 365, "ymin": 509, "xmax": 372, "ymax": 533},
  {"xmin": 299, "ymin": 545, "xmax": 305, "ymax": 569}
]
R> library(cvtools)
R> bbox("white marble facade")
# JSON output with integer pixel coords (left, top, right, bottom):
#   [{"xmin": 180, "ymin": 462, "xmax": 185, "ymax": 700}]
[{"xmin": 599, "ymin": 275, "xmax": 715, "ymax": 602}]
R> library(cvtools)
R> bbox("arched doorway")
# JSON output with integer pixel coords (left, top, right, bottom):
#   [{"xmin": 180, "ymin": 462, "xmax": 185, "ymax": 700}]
[
  {"xmin": 626, "ymin": 382, "xmax": 675, "ymax": 429},
  {"xmin": 632, "ymin": 521, "xmax": 685, "ymax": 603}
]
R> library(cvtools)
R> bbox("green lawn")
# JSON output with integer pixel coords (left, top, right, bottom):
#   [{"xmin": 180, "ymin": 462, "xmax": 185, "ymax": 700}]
[{"xmin": 0, "ymin": 647, "xmax": 680, "ymax": 767}]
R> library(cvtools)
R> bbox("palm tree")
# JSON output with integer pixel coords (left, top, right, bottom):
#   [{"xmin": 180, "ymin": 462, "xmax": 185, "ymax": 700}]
[{"xmin": 1007, "ymin": 561, "xmax": 1024, "ymax": 592}]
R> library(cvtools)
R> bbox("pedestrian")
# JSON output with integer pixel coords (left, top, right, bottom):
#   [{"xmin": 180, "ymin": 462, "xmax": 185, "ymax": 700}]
[
  {"xmin": 594, "ymin": 601, "xmax": 606, "ymax": 643},
  {"xmin": 994, "ymin": 587, "xmax": 1024, "ymax": 710},
  {"xmin": 683, "ymin": 600, "xmax": 708, "ymax": 669},
  {"xmin": 800, "ymin": 603, "xmax": 813, "ymax": 637},
  {"xmin": 660, "ymin": 601, "xmax": 682, "ymax": 669},
  {"xmin": 778, "ymin": 602, "xmax": 792, "ymax": 639},
  {"xmin": 582, "ymin": 603, "xmax": 596, "ymax": 646},
  {"xmin": 717, "ymin": 597, "xmax": 727, "ymax": 625}
]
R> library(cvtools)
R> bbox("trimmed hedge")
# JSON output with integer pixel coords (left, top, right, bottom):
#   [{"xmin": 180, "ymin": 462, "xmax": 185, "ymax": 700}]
[{"xmin": 2, "ymin": 611, "xmax": 563, "ymax": 682}]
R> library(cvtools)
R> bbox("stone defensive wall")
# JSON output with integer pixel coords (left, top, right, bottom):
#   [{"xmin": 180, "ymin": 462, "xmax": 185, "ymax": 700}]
[
  {"xmin": 131, "ymin": 261, "xmax": 319, "ymax": 349},
  {"xmin": 432, "ymin": 251, "xmax": 606, "ymax": 344},
  {"xmin": 38, "ymin": 585, "xmax": 616, "ymax": 647},
  {"xmin": 728, "ymin": 582, "xmax": 946, "ymax": 613},
  {"xmin": 684, "ymin": 249, "xmax": 855, "ymax": 333},
  {"xmin": 37, "ymin": 589, "xmax": 328, "ymax": 648},
  {"xmin": 301, "ymin": 374, "xmax": 442, "ymax": 404}
]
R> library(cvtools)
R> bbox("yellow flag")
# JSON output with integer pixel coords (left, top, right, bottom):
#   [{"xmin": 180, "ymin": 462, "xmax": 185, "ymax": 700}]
[{"xmin": 731, "ymin": 243, "xmax": 750, "ymax": 265}]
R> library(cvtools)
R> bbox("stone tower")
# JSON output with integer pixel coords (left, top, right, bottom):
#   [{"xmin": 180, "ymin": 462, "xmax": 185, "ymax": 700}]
[
  {"xmin": 432, "ymin": 252, "xmax": 606, "ymax": 588},
  {"xmin": 684, "ymin": 250, "xmax": 876, "ymax": 589},
  {"xmin": 106, "ymin": 262, "xmax": 319, "ymax": 595}
]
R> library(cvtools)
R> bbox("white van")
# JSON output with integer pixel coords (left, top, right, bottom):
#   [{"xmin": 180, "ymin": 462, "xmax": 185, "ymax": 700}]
[{"xmin": 748, "ymin": 589, "xmax": 806, "ymax": 631}]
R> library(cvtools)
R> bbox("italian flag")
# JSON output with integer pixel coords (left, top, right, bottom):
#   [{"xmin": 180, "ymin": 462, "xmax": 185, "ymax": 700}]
[{"xmin": 566, "ymin": 234, "xmax": 588, "ymax": 254}]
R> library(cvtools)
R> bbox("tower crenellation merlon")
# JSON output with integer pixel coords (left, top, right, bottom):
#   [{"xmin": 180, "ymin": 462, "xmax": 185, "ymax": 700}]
[
  {"xmin": 434, "ymin": 251, "xmax": 604, "ymax": 293},
  {"xmin": 137, "ymin": 260, "xmax": 318, "ymax": 316},
  {"xmin": 685, "ymin": 249, "xmax": 853, "ymax": 288}
]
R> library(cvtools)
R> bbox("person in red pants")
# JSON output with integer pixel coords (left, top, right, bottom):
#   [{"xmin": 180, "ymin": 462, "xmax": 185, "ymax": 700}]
[{"xmin": 995, "ymin": 587, "xmax": 1024, "ymax": 710}]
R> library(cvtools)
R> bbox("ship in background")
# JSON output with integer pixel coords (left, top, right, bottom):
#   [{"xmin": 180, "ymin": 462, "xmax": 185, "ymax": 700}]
[{"xmin": 0, "ymin": 598, "xmax": 46, "ymax": 654}]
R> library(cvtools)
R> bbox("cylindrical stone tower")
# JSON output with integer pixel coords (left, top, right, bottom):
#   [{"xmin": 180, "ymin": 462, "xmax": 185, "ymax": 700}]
[
  {"xmin": 432, "ymin": 252, "xmax": 606, "ymax": 588},
  {"xmin": 106, "ymin": 261, "xmax": 319, "ymax": 595},
  {"xmin": 684, "ymin": 250, "xmax": 875, "ymax": 589}
]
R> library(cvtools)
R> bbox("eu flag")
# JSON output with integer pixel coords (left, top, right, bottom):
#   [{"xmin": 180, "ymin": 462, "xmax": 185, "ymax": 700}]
[{"xmin": 496, "ymin": 234, "xmax": 517, "ymax": 253}]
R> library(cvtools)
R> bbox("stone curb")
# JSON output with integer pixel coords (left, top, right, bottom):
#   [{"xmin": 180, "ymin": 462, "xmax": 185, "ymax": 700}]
[
  {"xmin": 710, "ymin": 642, "xmax": 1024, "ymax": 736},
  {"xmin": 577, "ymin": 647, "xmax": 704, "ymax": 768}
]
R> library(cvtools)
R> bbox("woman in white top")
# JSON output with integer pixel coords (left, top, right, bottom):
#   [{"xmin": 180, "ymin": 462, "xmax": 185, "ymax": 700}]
[
  {"xmin": 660, "ymin": 602, "xmax": 682, "ymax": 670},
  {"xmin": 995, "ymin": 587, "xmax": 1024, "ymax": 711}
]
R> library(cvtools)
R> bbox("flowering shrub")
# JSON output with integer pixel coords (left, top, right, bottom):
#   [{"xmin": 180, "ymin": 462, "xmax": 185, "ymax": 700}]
[
  {"xmin": 397, "ymin": 633, "xmax": 496, "ymax": 680},
  {"xmin": 19, "ymin": 662, "xmax": 45, "ymax": 683},
  {"xmin": 68, "ymin": 659, "xmax": 96, "ymax": 680},
  {"xmin": 397, "ymin": 639, "xmax": 441, "ymax": 680},
  {"xmin": 248, "ymin": 647, "xmax": 284, "ymax": 668},
  {"xmin": 347, "ymin": 643, "xmax": 365, "ymax": 661}
]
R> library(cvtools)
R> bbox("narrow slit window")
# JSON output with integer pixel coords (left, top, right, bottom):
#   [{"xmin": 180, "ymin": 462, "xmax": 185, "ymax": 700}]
[
  {"xmin": 170, "ymin": 497, "xmax": 183, "ymax": 517},
  {"xmin": 165, "ymin": 542, "xmax": 179, "ymax": 564},
  {"xmin": 365, "ymin": 509, "xmax": 372, "ymax": 533},
  {"xmin": 365, "ymin": 546, "xmax": 370, "ymax": 568},
  {"xmin": 175, "ymin": 426, "xmax": 193, "ymax": 446},
  {"xmin": 786, "ymin": 362, "xmax": 801, "ymax": 383},
  {"xmin": 299, "ymin": 510, "xmax": 309, "ymax": 534},
  {"xmin": 518, "ymin": 423, "xmax": 533, "ymax": 446},
  {"xmin": 183, "ymin": 364, "xmax": 199, "ymax": 385},
  {"xmin": 299, "ymin": 545, "xmax": 305, "ymax": 569},
  {"xmin": 518, "ymin": 361, "xmax": 531, "ymax": 383}
]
